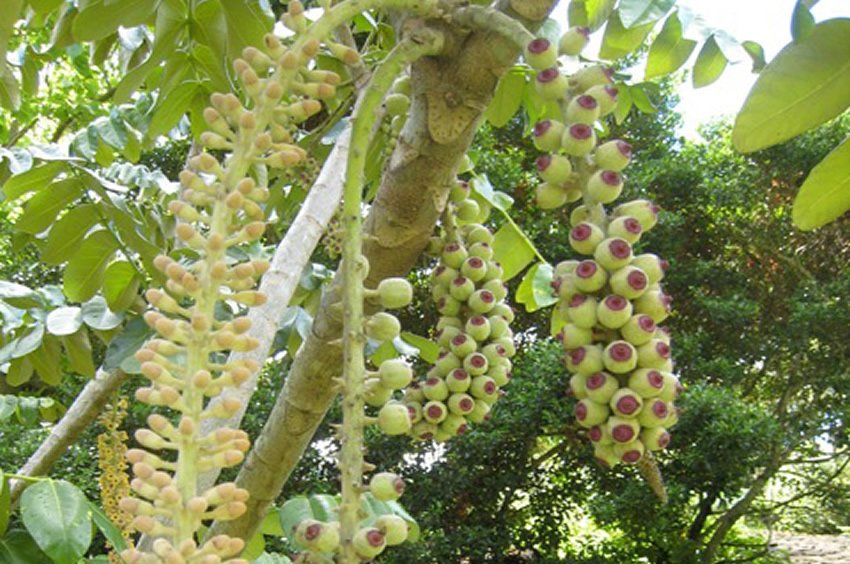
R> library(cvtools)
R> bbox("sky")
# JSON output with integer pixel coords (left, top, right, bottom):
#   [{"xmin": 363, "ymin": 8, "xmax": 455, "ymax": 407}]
[{"xmin": 553, "ymin": 0, "xmax": 848, "ymax": 139}]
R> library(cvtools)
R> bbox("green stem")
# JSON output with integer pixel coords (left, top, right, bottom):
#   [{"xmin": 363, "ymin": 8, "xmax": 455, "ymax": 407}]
[
  {"xmin": 5, "ymin": 474, "xmax": 46, "ymax": 483},
  {"xmin": 450, "ymin": 4, "xmax": 535, "ymax": 47},
  {"xmin": 338, "ymin": 29, "xmax": 444, "ymax": 563}
]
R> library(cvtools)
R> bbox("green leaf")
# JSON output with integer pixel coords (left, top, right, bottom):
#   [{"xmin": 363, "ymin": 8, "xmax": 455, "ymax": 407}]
[
  {"xmin": 15, "ymin": 178, "xmax": 84, "ymax": 235},
  {"xmin": 43, "ymin": 204, "xmax": 100, "ymax": 266},
  {"xmin": 400, "ymin": 332, "xmax": 439, "ymax": 363},
  {"xmin": 147, "ymin": 81, "xmax": 199, "ymax": 139},
  {"xmin": 279, "ymin": 497, "xmax": 313, "ymax": 543},
  {"xmin": 515, "ymin": 263, "xmax": 558, "ymax": 312},
  {"xmin": 2, "ymin": 161, "xmax": 66, "ymax": 200},
  {"xmin": 0, "ymin": 530, "xmax": 50, "ymax": 563},
  {"xmin": 733, "ymin": 19, "xmax": 850, "ymax": 153},
  {"xmin": 568, "ymin": 0, "xmax": 616, "ymax": 32},
  {"xmin": 20, "ymin": 479, "xmax": 92, "ymax": 564},
  {"xmin": 102, "ymin": 261, "xmax": 140, "ymax": 312},
  {"xmin": 28, "ymin": 0, "xmax": 64, "ymax": 14},
  {"xmin": 86, "ymin": 501, "xmax": 128, "ymax": 554},
  {"xmin": 693, "ymin": 35, "xmax": 729, "ymax": 88},
  {"xmin": 0, "ymin": 280, "xmax": 40, "ymax": 309},
  {"xmin": 61, "ymin": 330, "xmax": 96, "ymax": 378},
  {"xmin": 27, "ymin": 334, "xmax": 62, "ymax": 385},
  {"xmin": 63, "ymin": 230, "xmax": 120, "ymax": 302},
  {"xmin": 219, "ymin": 0, "xmax": 274, "ymax": 59},
  {"xmin": 491, "ymin": 222, "xmax": 536, "ymax": 282},
  {"xmin": 9, "ymin": 324, "xmax": 46, "ymax": 361},
  {"xmin": 5, "ymin": 357, "xmax": 33, "ymax": 387},
  {"xmin": 630, "ymin": 83, "xmax": 657, "ymax": 113},
  {"xmin": 243, "ymin": 529, "xmax": 266, "ymax": 560},
  {"xmin": 307, "ymin": 494, "xmax": 339, "ymax": 523},
  {"xmin": 0, "ymin": 470, "xmax": 9, "ymax": 536},
  {"xmin": 470, "ymin": 175, "xmax": 513, "ymax": 212},
  {"xmin": 0, "ymin": 64, "xmax": 20, "ymax": 111},
  {"xmin": 619, "ymin": 0, "xmax": 676, "ymax": 29},
  {"xmin": 260, "ymin": 508, "xmax": 285, "ymax": 536},
  {"xmin": 599, "ymin": 10, "xmax": 654, "ymax": 61},
  {"xmin": 644, "ymin": 11, "xmax": 697, "ymax": 80},
  {"xmin": 81, "ymin": 296, "xmax": 124, "ymax": 330},
  {"xmin": 613, "ymin": 82, "xmax": 633, "ymax": 124},
  {"xmin": 73, "ymin": 0, "xmax": 156, "ymax": 41},
  {"xmin": 46, "ymin": 307, "xmax": 83, "ymax": 336},
  {"xmin": 791, "ymin": 0, "xmax": 816, "ymax": 43},
  {"xmin": 103, "ymin": 316, "xmax": 151, "ymax": 373},
  {"xmin": 742, "ymin": 40, "xmax": 766, "ymax": 72},
  {"xmin": 484, "ymin": 70, "xmax": 525, "ymax": 128},
  {"xmin": 792, "ymin": 136, "xmax": 850, "ymax": 230}
]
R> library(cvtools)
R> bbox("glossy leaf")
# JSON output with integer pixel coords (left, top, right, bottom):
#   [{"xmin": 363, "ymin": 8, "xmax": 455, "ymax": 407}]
[
  {"xmin": 81, "ymin": 296, "xmax": 125, "ymax": 330},
  {"xmin": 103, "ymin": 316, "xmax": 151, "ymax": 374},
  {"xmin": 568, "ymin": 0, "xmax": 616, "ymax": 32},
  {"xmin": 791, "ymin": 0, "xmax": 816, "ymax": 43},
  {"xmin": 147, "ymin": 81, "xmax": 199, "ymax": 139},
  {"xmin": 260, "ymin": 509, "xmax": 285, "ymax": 536},
  {"xmin": 279, "ymin": 497, "xmax": 313, "ymax": 544},
  {"xmin": 219, "ymin": 0, "xmax": 275, "ymax": 59},
  {"xmin": 4, "ymin": 357, "xmax": 34, "ymax": 387},
  {"xmin": 63, "ymin": 230, "xmax": 120, "ymax": 302},
  {"xmin": 46, "ymin": 307, "xmax": 83, "ymax": 336},
  {"xmin": 793, "ymin": 136, "xmax": 850, "ymax": 230},
  {"xmin": 0, "ymin": 530, "xmax": 50, "ymax": 563},
  {"xmin": 102, "ymin": 261, "xmax": 140, "ymax": 312},
  {"xmin": 485, "ymin": 70, "xmax": 525, "ymax": 128},
  {"xmin": 15, "ymin": 178, "xmax": 83, "ymax": 234},
  {"xmin": 20, "ymin": 479, "xmax": 92, "ymax": 564},
  {"xmin": 27, "ymin": 334, "xmax": 62, "ymax": 385},
  {"xmin": 1, "ymin": 161, "xmax": 66, "ymax": 200},
  {"xmin": 61, "ymin": 330, "xmax": 96, "ymax": 378},
  {"xmin": 599, "ymin": 10, "xmax": 654, "ymax": 60},
  {"xmin": 619, "ymin": 0, "xmax": 676, "ymax": 29},
  {"xmin": 733, "ymin": 19, "xmax": 850, "ymax": 153},
  {"xmin": 400, "ymin": 332, "xmax": 440, "ymax": 363},
  {"xmin": 0, "ymin": 281, "xmax": 40, "ymax": 309},
  {"xmin": 72, "ymin": 0, "xmax": 155, "ymax": 41},
  {"xmin": 742, "ymin": 40, "xmax": 766, "ymax": 72},
  {"xmin": 42, "ymin": 204, "xmax": 100, "ymax": 266},
  {"xmin": 0, "ymin": 470, "xmax": 9, "ymax": 537},
  {"xmin": 645, "ymin": 11, "xmax": 697, "ymax": 80},
  {"xmin": 491, "ymin": 222, "xmax": 537, "ymax": 282},
  {"xmin": 516, "ymin": 263, "xmax": 558, "ymax": 312},
  {"xmin": 87, "ymin": 502, "xmax": 128, "ymax": 554},
  {"xmin": 693, "ymin": 35, "xmax": 728, "ymax": 88}
]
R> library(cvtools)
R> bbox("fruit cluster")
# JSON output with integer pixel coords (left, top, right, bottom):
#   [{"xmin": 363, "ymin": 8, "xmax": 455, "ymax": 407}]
[
  {"xmin": 400, "ymin": 181, "xmax": 516, "ymax": 442},
  {"xmin": 522, "ymin": 29, "xmax": 681, "ymax": 467}
]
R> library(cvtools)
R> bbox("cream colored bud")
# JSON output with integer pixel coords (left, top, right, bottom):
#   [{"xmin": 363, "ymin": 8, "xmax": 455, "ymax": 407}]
[
  {"xmin": 239, "ymin": 111, "xmax": 257, "ymax": 131},
  {"xmin": 244, "ymin": 222, "xmax": 266, "ymax": 240},
  {"xmin": 132, "ymin": 462, "xmax": 155, "ymax": 480},
  {"xmin": 193, "ymin": 370, "xmax": 212, "ymax": 388},
  {"xmin": 130, "ymin": 479, "xmax": 159, "ymax": 500},
  {"xmin": 207, "ymin": 233, "xmax": 225, "ymax": 251},
  {"xmin": 186, "ymin": 497, "xmax": 209, "ymax": 514},
  {"xmin": 236, "ymin": 177, "xmax": 256, "ymax": 194},
  {"xmin": 232, "ymin": 317, "xmax": 252, "ymax": 333},
  {"xmin": 178, "ymin": 416, "xmax": 196, "ymax": 435},
  {"xmin": 210, "ymin": 260, "xmax": 228, "ymax": 279},
  {"xmin": 223, "ymin": 397, "xmax": 242, "ymax": 413},
  {"xmin": 132, "ymin": 515, "xmax": 156, "ymax": 533},
  {"xmin": 147, "ymin": 414, "xmax": 171, "ymax": 434},
  {"xmin": 159, "ymin": 486, "xmax": 181, "ymax": 505},
  {"xmin": 225, "ymin": 191, "xmax": 244, "ymax": 210},
  {"xmin": 160, "ymin": 386, "xmax": 181, "ymax": 405},
  {"xmin": 200, "ymin": 132, "xmax": 231, "ymax": 151},
  {"xmin": 302, "ymin": 38, "xmax": 320, "ymax": 57},
  {"xmin": 135, "ymin": 429, "xmax": 167, "ymax": 450}
]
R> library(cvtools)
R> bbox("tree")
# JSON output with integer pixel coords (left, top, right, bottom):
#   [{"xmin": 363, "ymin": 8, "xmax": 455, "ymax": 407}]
[{"xmin": 0, "ymin": 0, "xmax": 847, "ymax": 562}]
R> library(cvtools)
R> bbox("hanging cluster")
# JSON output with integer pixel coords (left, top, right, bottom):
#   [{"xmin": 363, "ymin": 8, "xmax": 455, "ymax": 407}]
[
  {"xmin": 96, "ymin": 396, "xmax": 134, "ymax": 560},
  {"xmin": 401, "ymin": 181, "xmax": 516, "ymax": 442},
  {"xmin": 522, "ymin": 29, "xmax": 681, "ymax": 468},
  {"xmin": 119, "ymin": 1, "xmax": 360, "ymax": 560}
]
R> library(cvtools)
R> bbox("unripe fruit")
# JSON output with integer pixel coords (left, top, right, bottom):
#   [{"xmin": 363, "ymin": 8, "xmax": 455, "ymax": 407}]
[
  {"xmin": 583, "ymin": 372, "xmax": 619, "ymax": 404},
  {"xmin": 296, "ymin": 519, "xmax": 325, "ymax": 548},
  {"xmin": 575, "ymin": 398, "xmax": 609, "ymax": 428},
  {"xmin": 603, "ymin": 340, "xmax": 637, "ymax": 373},
  {"xmin": 446, "ymin": 368, "xmax": 471, "ymax": 392},
  {"xmin": 569, "ymin": 222, "xmax": 605, "ymax": 255},
  {"xmin": 569, "ymin": 373, "xmax": 588, "ymax": 399},
  {"xmin": 463, "ymin": 352, "xmax": 489, "ymax": 376},
  {"xmin": 555, "ymin": 260, "xmax": 579, "ymax": 278},
  {"xmin": 613, "ymin": 439, "xmax": 645, "ymax": 464},
  {"xmin": 449, "ymin": 180, "xmax": 470, "ymax": 203},
  {"xmin": 587, "ymin": 170, "xmax": 624, "ymax": 204},
  {"xmin": 609, "ymin": 266, "xmax": 649, "ymax": 300},
  {"xmin": 663, "ymin": 404, "xmax": 681, "ymax": 428},
  {"xmin": 385, "ymin": 93, "xmax": 410, "ymax": 116},
  {"xmin": 559, "ymin": 26, "xmax": 591, "ymax": 56},
  {"xmin": 633, "ymin": 290, "xmax": 672, "ymax": 323},
  {"xmin": 572, "ymin": 64, "xmax": 613, "ymax": 91},
  {"xmin": 449, "ymin": 333, "xmax": 476, "ymax": 358},
  {"xmin": 432, "ymin": 265, "xmax": 458, "ymax": 286},
  {"xmin": 594, "ymin": 444, "xmax": 620, "ymax": 468},
  {"xmin": 422, "ymin": 400, "xmax": 448, "ymax": 424},
  {"xmin": 561, "ymin": 123, "xmax": 596, "ymax": 156},
  {"xmin": 465, "ymin": 224, "xmax": 494, "ymax": 245},
  {"xmin": 641, "ymin": 426, "xmax": 671, "ymax": 451},
  {"xmin": 460, "ymin": 256, "xmax": 488, "ymax": 282},
  {"xmin": 561, "ymin": 323, "xmax": 593, "ymax": 350},
  {"xmin": 631, "ymin": 253, "xmax": 668, "ymax": 285},
  {"xmin": 524, "ymin": 38, "xmax": 558, "ymax": 70},
  {"xmin": 637, "ymin": 339, "xmax": 672, "ymax": 369},
  {"xmin": 404, "ymin": 382, "xmax": 425, "ymax": 403},
  {"xmin": 353, "ymin": 527, "xmax": 386, "ymax": 559},
  {"xmin": 609, "ymin": 387, "xmax": 643, "ymax": 418},
  {"xmin": 567, "ymin": 294, "xmax": 598, "ymax": 328},
  {"xmin": 378, "ymin": 403, "xmax": 412, "ymax": 435},
  {"xmin": 586, "ymin": 84, "xmax": 618, "ymax": 116},
  {"xmin": 311, "ymin": 521, "xmax": 341, "ymax": 552},
  {"xmin": 376, "ymin": 514, "xmax": 408, "ymax": 546},
  {"xmin": 488, "ymin": 364, "xmax": 511, "ymax": 387},
  {"xmin": 566, "ymin": 344, "xmax": 604, "ymax": 375},
  {"xmin": 613, "ymin": 199, "xmax": 659, "ymax": 231},
  {"xmin": 423, "ymin": 377, "xmax": 449, "ymax": 401},
  {"xmin": 593, "ymin": 238, "xmax": 633, "ymax": 271},
  {"xmin": 608, "ymin": 216, "xmax": 643, "ymax": 244},
  {"xmin": 467, "ymin": 398, "xmax": 492, "ymax": 423},
  {"xmin": 365, "ymin": 312, "xmax": 401, "ymax": 342},
  {"xmin": 364, "ymin": 380, "xmax": 393, "ymax": 407},
  {"xmin": 434, "ymin": 350, "xmax": 462, "ymax": 375},
  {"xmin": 370, "ymin": 473, "xmax": 404, "ymax": 501},
  {"xmin": 556, "ymin": 273, "xmax": 578, "ymax": 301},
  {"xmin": 449, "ymin": 276, "xmax": 476, "ymax": 301},
  {"xmin": 376, "ymin": 278, "xmax": 413, "ymax": 309},
  {"xmin": 484, "ymin": 260, "xmax": 504, "ymax": 282},
  {"xmin": 566, "ymin": 94, "xmax": 601, "ymax": 123},
  {"xmin": 588, "ymin": 423, "xmax": 614, "ymax": 445},
  {"xmin": 469, "ymin": 375, "xmax": 498, "ymax": 402},
  {"xmin": 570, "ymin": 205, "xmax": 592, "ymax": 226},
  {"xmin": 468, "ymin": 289, "xmax": 497, "ymax": 314},
  {"xmin": 658, "ymin": 372, "xmax": 680, "ymax": 402},
  {"xmin": 490, "ymin": 302, "xmax": 515, "ymax": 323},
  {"xmin": 534, "ymin": 67, "xmax": 568, "ymax": 100},
  {"xmin": 447, "ymin": 393, "xmax": 476, "ymax": 415},
  {"xmin": 411, "ymin": 420, "xmax": 437, "ymax": 440},
  {"xmin": 406, "ymin": 401, "xmax": 423, "ymax": 424},
  {"xmin": 441, "ymin": 242, "xmax": 468, "ymax": 269},
  {"xmin": 440, "ymin": 413, "xmax": 468, "ymax": 436},
  {"xmin": 493, "ymin": 336, "xmax": 516, "ymax": 357},
  {"xmin": 437, "ymin": 325, "xmax": 461, "ymax": 348},
  {"xmin": 536, "ymin": 154, "xmax": 573, "ymax": 184},
  {"xmin": 482, "ymin": 279, "xmax": 508, "ymax": 301},
  {"xmin": 379, "ymin": 359, "xmax": 413, "ymax": 389},
  {"xmin": 637, "ymin": 398, "xmax": 669, "ymax": 427},
  {"xmin": 465, "ymin": 315, "xmax": 491, "ymax": 342},
  {"xmin": 597, "ymin": 294, "xmax": 633, "ymax": 329},
  {"xmin": 594, "ymin": 140, "xmax": 632, "ymax": 171},
  {"xmin": 628, "ymin": 368, "xmax": 665, "ymax": 398},
  {"xmin": 607, "ymin": 415, "xmax": 640, "ymax": 443},
  {"xmin": 532, "ymin": 120, "xmax": 565, "ymax": 152}
]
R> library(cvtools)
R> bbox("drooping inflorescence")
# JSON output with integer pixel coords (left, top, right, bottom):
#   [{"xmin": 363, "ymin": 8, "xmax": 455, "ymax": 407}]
[{"xmin": 522, "ymin": 30, "xmax": 680, "ymax": 475}]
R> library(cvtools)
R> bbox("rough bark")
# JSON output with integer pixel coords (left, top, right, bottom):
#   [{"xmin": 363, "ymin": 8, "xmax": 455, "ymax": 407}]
[
  {"xmin": 9, "ymin": 368, "xmax": 128, "ymax": 504},
  {"xmin": 208, "ymin": 0, "xmax": 557, "ymax": 542}
]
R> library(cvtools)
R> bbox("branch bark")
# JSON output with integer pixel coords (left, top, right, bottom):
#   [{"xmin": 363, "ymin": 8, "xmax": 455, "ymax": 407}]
[{"xmin": 207, "ymin": 0, "xmax": 557, "ymax": 542}]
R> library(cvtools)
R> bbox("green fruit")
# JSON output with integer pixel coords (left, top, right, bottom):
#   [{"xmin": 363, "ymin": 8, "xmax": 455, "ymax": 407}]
[
  {"xmin": 613, "ymin": 199, "xmax": 659, "ymax": 231},
  {"xmin": 481, "ymin": 342, "xmax": 508, "ymax": 365},
  {"xmin": 422, "ymin": 400, "xmax": 448, "ymax": 423},
  {"xmin": 467, "ymin": 398, "xmax": 491, "ymax": 423},
  {"xmin": 468, "ymin": 289, "xmax": 497, "ymax": 314},
  {"xmin": 594, "ymin": 140, "xmax": 632, "ymax": 171},
  {"xmin": 434, "ymin": 350, "xmax": 461, "ymax": 375},
  {"xmin": 569, "ymin": 205, "xmax": 592, "ymax": 226},
  {"xmin": 460, "ymin": 256, "xmax": 488, "ymax": 282},
  {"xmin": 603, "ymin": 340, "xmax": 637, "ymax": 374},
  {"xmin": 561, "ymin": 123, "xmax": 596, "ymax": 156},
  {"xmin": 365, "ymin": 312, "xmax": 401, "ymax": 342},
  {"xmin": 464, "ymin": 315, "xmax": 491, "ymax": 342},
  {"xmin": 559, "ymin": 26, "xmax": 590, "ymax": 56},
  {"xmin": 466, "ymin": 224, "xmax": 494, "ymax": 245},
  {"xmin": 441, "ymin": 242, "xmax": 468, "ymax": 269},
  {"xmin": 411, "ymin": 419, "xmax": 438, "ymax": 440},
  {"xmin": 534, "ymin": 67, "xmax": 568, "ymax": 100},
  {"xmin": 492, "ymin": 336, "xmax": 516, "ymax": 357},
  {"xmin": 536, "ymin": 154, "xmax": 573, "ymax": 184},
  {"xmin": 436, "ymin": 295, "xmax": 462, "ymax": 316},
  {"xmin": 633, "ymin": 290, "xmax": 672, "ymax": 323},
  {"xmin": 431, "ymin": 283, "xmax": 448, "ymax": 301},
  {"xmin": 376, "ymin": 277, "xmax": 413, "ymax": 309},
  {"xmin": 456, "ymin": 199, "xmax": 480, "ymax": 222},
  {"xmin": 422, "ymin": 376, "xmax": 449, "ymax": 401},
  {"xmin": 376, "ymin": 514, "xmax": 409, "ymax": 546},
  {"xmin": 353, "ymin": 527, "xmax": 386, "ymax": 559},
  {"xmin": 447, "ymin": 392, "xmax": 475, "ymax": 415},
  {"xmin": 561, "ymin": 323, "xmax": 593, "ymax": 350},
  {"xmin": 571, "ymin": 64, "xmax": 613, "ymax": 91},
  {"xmin": 379, "ymin": 358, "xmax": 413, "ymax": 389},
  {"xmin": 463, "ymin": 352, "xmax": 489, "ymax": 376},
  {"xmin": 448, "ymin": 275, "xmax": 476, "ymax": 301},
  {"xmin": 596, "ymin": 294, "xmax": 633, "ymax": 329},
  {"xmin": 432, "ymin": 265, "xmax": 458, "ymax": 286},
  {"xmin": 469, "ymin": 375, "xmax": 498, "ymax": 402},
  {"xmin": 609, "ymin": 387, "xmax": 643, "ymax": 418},
  {"xmin": 437, "ymin": 325, "xmax": 461, "ymax": 348},
  {"xmin": 532, "ymin": 119, "xmax": 565, "ymax": 152},
  {"xmin": 607, "ymin": 216, "xmax": 643, "ymax": 244},
  {"xmin": 449, "ymin": 181, "xmax": 470, "ymax": 203},
  {"xmin": 488, "ymin": 364, "xmax": 511, "ymax": 387},
  {"xmin": 524, "ymin": 38, "xmax": 558, "ymax": 69},
  {"xmin": 607, "ymin": 415, "xmax": 640, "ymax": 443},
  {"xmin": 569, "ymin": 222, "xmax": 605, "ymax": 256},
  {"xmin": 554, "ymin": 260, "xmax": 580, "ymax": 278},
  {"xmin": 575, "ymin": 398, "xmax": 609, "ymax": 428},
  {"xmin": 593, "ymin": 238, "xmax": 633, "ymax": 271},
  {"xmin": 487, "ymin": 315, "xmax": 510, "ymax": 339},
  {"xmin": 593, "ymin": 443, "xmax": 620, "ymax": 468},
  {"xmin": 468, "ymin": 241, "xmax": 493, "ymax": 260},
  {"xmin": 628, "ymin": 368, "xmax": 665, "ymax": 398},
  {"xmin": 641, "ymin": 426, "xmax": 671, "ymax": 451},
  {"xmin": 378, "ymin": 402, "xmax": 412, "ymax": 435},
  {"xmin": 658, "ymin": 372, "xmax": 680, "ymax": 402},
  {"xmin": 482, "ymin": 279, "xmax": 508, "ymax": 301},
  {"xmin": 449, "ymin": 333, "xmax": 477, "ymax": 358},
  {"xmin": 385, "ymin": 93, "xmax": 410, "ymax": 116},
  {"xmin": 637, "ymin": 339, "xmax": 672, "ymax": 370},
  {"xmin": 364, "ymin": 380, "xmax": 394, "ymax": 407},
  {"xmin": 446, "ymin": 368, "xmax": 471, "ymax": 393},
  {"xmin": 631, "ymin": 253, "xmax": 667, "ymax": 285},
  {"xmin": 585, "ymin": 84, "xmax": 618, "ymax": 116},
  {"xmin": 583, "ymin": 371, "xmax": 619, "ymax": 404},
  {"xmin": 565, "ymin": 344, "xmax": 604, "ymax": 375},
  {"xmin": 490, "ymin": 302, "xmax": 515, "ymax": 323},
  {"xmin": 404, "ymin": 382, "xmax": 425, "ymax": 403},
  {"xmin": 620, "ymin": 314, "xmax": 657, "ymax": 346},
  {"xmin": 586, "ymin": 170, "xmax": 623, "ymax": 204},
  {"xmin": 613, "ymin": 439, "xmax": 645, "ymax": 464},
  {"xmin": 440, "ymin": 413, "xmax": 468, "ymax": 436},
  {"xmin": 370, "ymin": 472, "xmax": 405, "ymax": 501},
  {"xmin": 569, "ymin": 372, "xmax": 588, "ymax": 399},
  {"xmin": 535, "ymin": 181, "xmax": 568, "ymax": 210},
  {"xmin": 609, "ymin": 266, "xmax": 649, "ymax": 300},
  {"xmin": 566, "ymin": 94, "xmax": 601, "ymax": 123},
  {"xmin": 588, "ymin": 423, "xmax": 613, "ymax": 446},
  {"xmin": 405, "ymin": 401, "xmax": 423, "ymax": 423},
  {"xmin": 637, "ymin": 398, "xmax": 669, "ymax": 427},
  {"xmin": 574, "ymin": 259, "xmax": 608, "ymax": 293},
  {"xmin": 663, "ymin": 404, "xmax": 680, "ymax": 428}
]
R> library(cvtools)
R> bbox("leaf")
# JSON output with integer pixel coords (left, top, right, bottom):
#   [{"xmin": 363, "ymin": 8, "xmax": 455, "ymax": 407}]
[
  {"xmin": 733, "ymin": 19, "xmax": 850, "ymax": 153},
  {"xmin": 147, "ymin": 81, "xmax": 198, "ymax": 139},
  {"xmin": 243, "ymin": 529, "xmax": 266, "ymax": 560},
  {"xmin": 470, "ymin": 175, "xmax": 513, "ymax": 212},
  {"xmin": 72, "ymin": 0, "xmax": 155, "ymax": 41},
  {"xmin": 568, "ymin": 0, "xmax": 616, "ymax": 32},
  {"xmin": 81, "ymin": 296, "xmax": 124, "ymax": 330},
  {"xmin": 279, "ymin": 497, "xmax": 313, "ymax": 543},
  {"xmin": 27, "ymin": 334, "xmax": 62, "ymax": 385},
  {"xmin": 0, "ymin": 530, "xmax": 50, "ymax": 563},
  {"xmin": 630, "ymin": 83, "xmax": 657, "ymax": 113},
  {"xmin": 28, "ymin": 0, "xmax": 64, "ymax": 14},
  {"xmin": 599, "ymin": 10, "xmax": 654, "ymax": 61},
  {"xmin": 9, "ymin": 324, "xmax": 46, "ymax": 361},
  {"xmin": 5, "ymin": 357, "xmax": 33, "ymax": 387},
  {"xmin": 400, "ymin": 332, "xmax": 439, "ymax": 363},
  {"xmin": 260, "ymin": 508, "xmax": 284, "ymax": 536},
  {"xmin": 307, "ymin": 494, "xmax": 339, "ymax": 523},
  {"xmin": 484, "ymin": 70, "xmax": 525, "ymax": 128},
  {"xmin": 0, "ymin": 469, "xmax": 9, "ymax": 536},
  {"xmin": 693, "ymin": 35, "xmax": 729, "ymax": 88},
  {"xmin": 46, "ymin": 307, "xmax": 83, "ymax": 336},
  {"xmin": 20, "ymin": 479, "xmax": 92, "ymax": 564},
  {"xmin": 2, "ymin": 161, "xmax": 66, "ymax": 200},
  {"xmin": 491, "ymin": 222, "xmax": 536, "ymax": 282},
  {"xmin": 15, "ymin": 178, "xmax": 84, "ymax": 235},
  {"xmin": 792, "ymin": 136, "xmax": 850, "ymax": 230},
  {"xmin": 741, "ymin": 40, "xmax": 766, "ymax": 72},
  {"xmin": 613, "ymin": 83, "xmax": 633, "ymax": 124},
  {"xmin": 0, "ymin": 280, "xmax": 40, "ymax": 309},
  {"xmin": 515, "ymin": 263, "xmax": 558, "ymax": 312},
  {"xmin": 87, "ymin": 502, "xmax": 128, "ymax": 554},
  {"xmin": 619, "ymin": 0, "xmax": 676, "ymax": 29},
  {"xmin": 644, "ymin": 11, "xmax": 697, "ymax": 80},
  {"xmin": 219, "ymin": 0, "xmax": 274, "ymax": 58},
  {"xmin": 791, "ymin": 0, "xmax": 816, "ymax": 43},
  {"xmin": 103, "ymin": 316, "xmax": 151, "ymax": 374},
  {"xmin": 102, "ymin": 261, "xmax": 140, "ymax": 312},
  {"xmin": 61, "ymin": 330, "xmax": 96, "ymax": 378},
  {"xmin": 43, "ymin": 204, "xmax": 100, "ymax": 266},
  {"xmin": 63, "ymin": 230, "xmax": 120, "ymax": 303}
]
